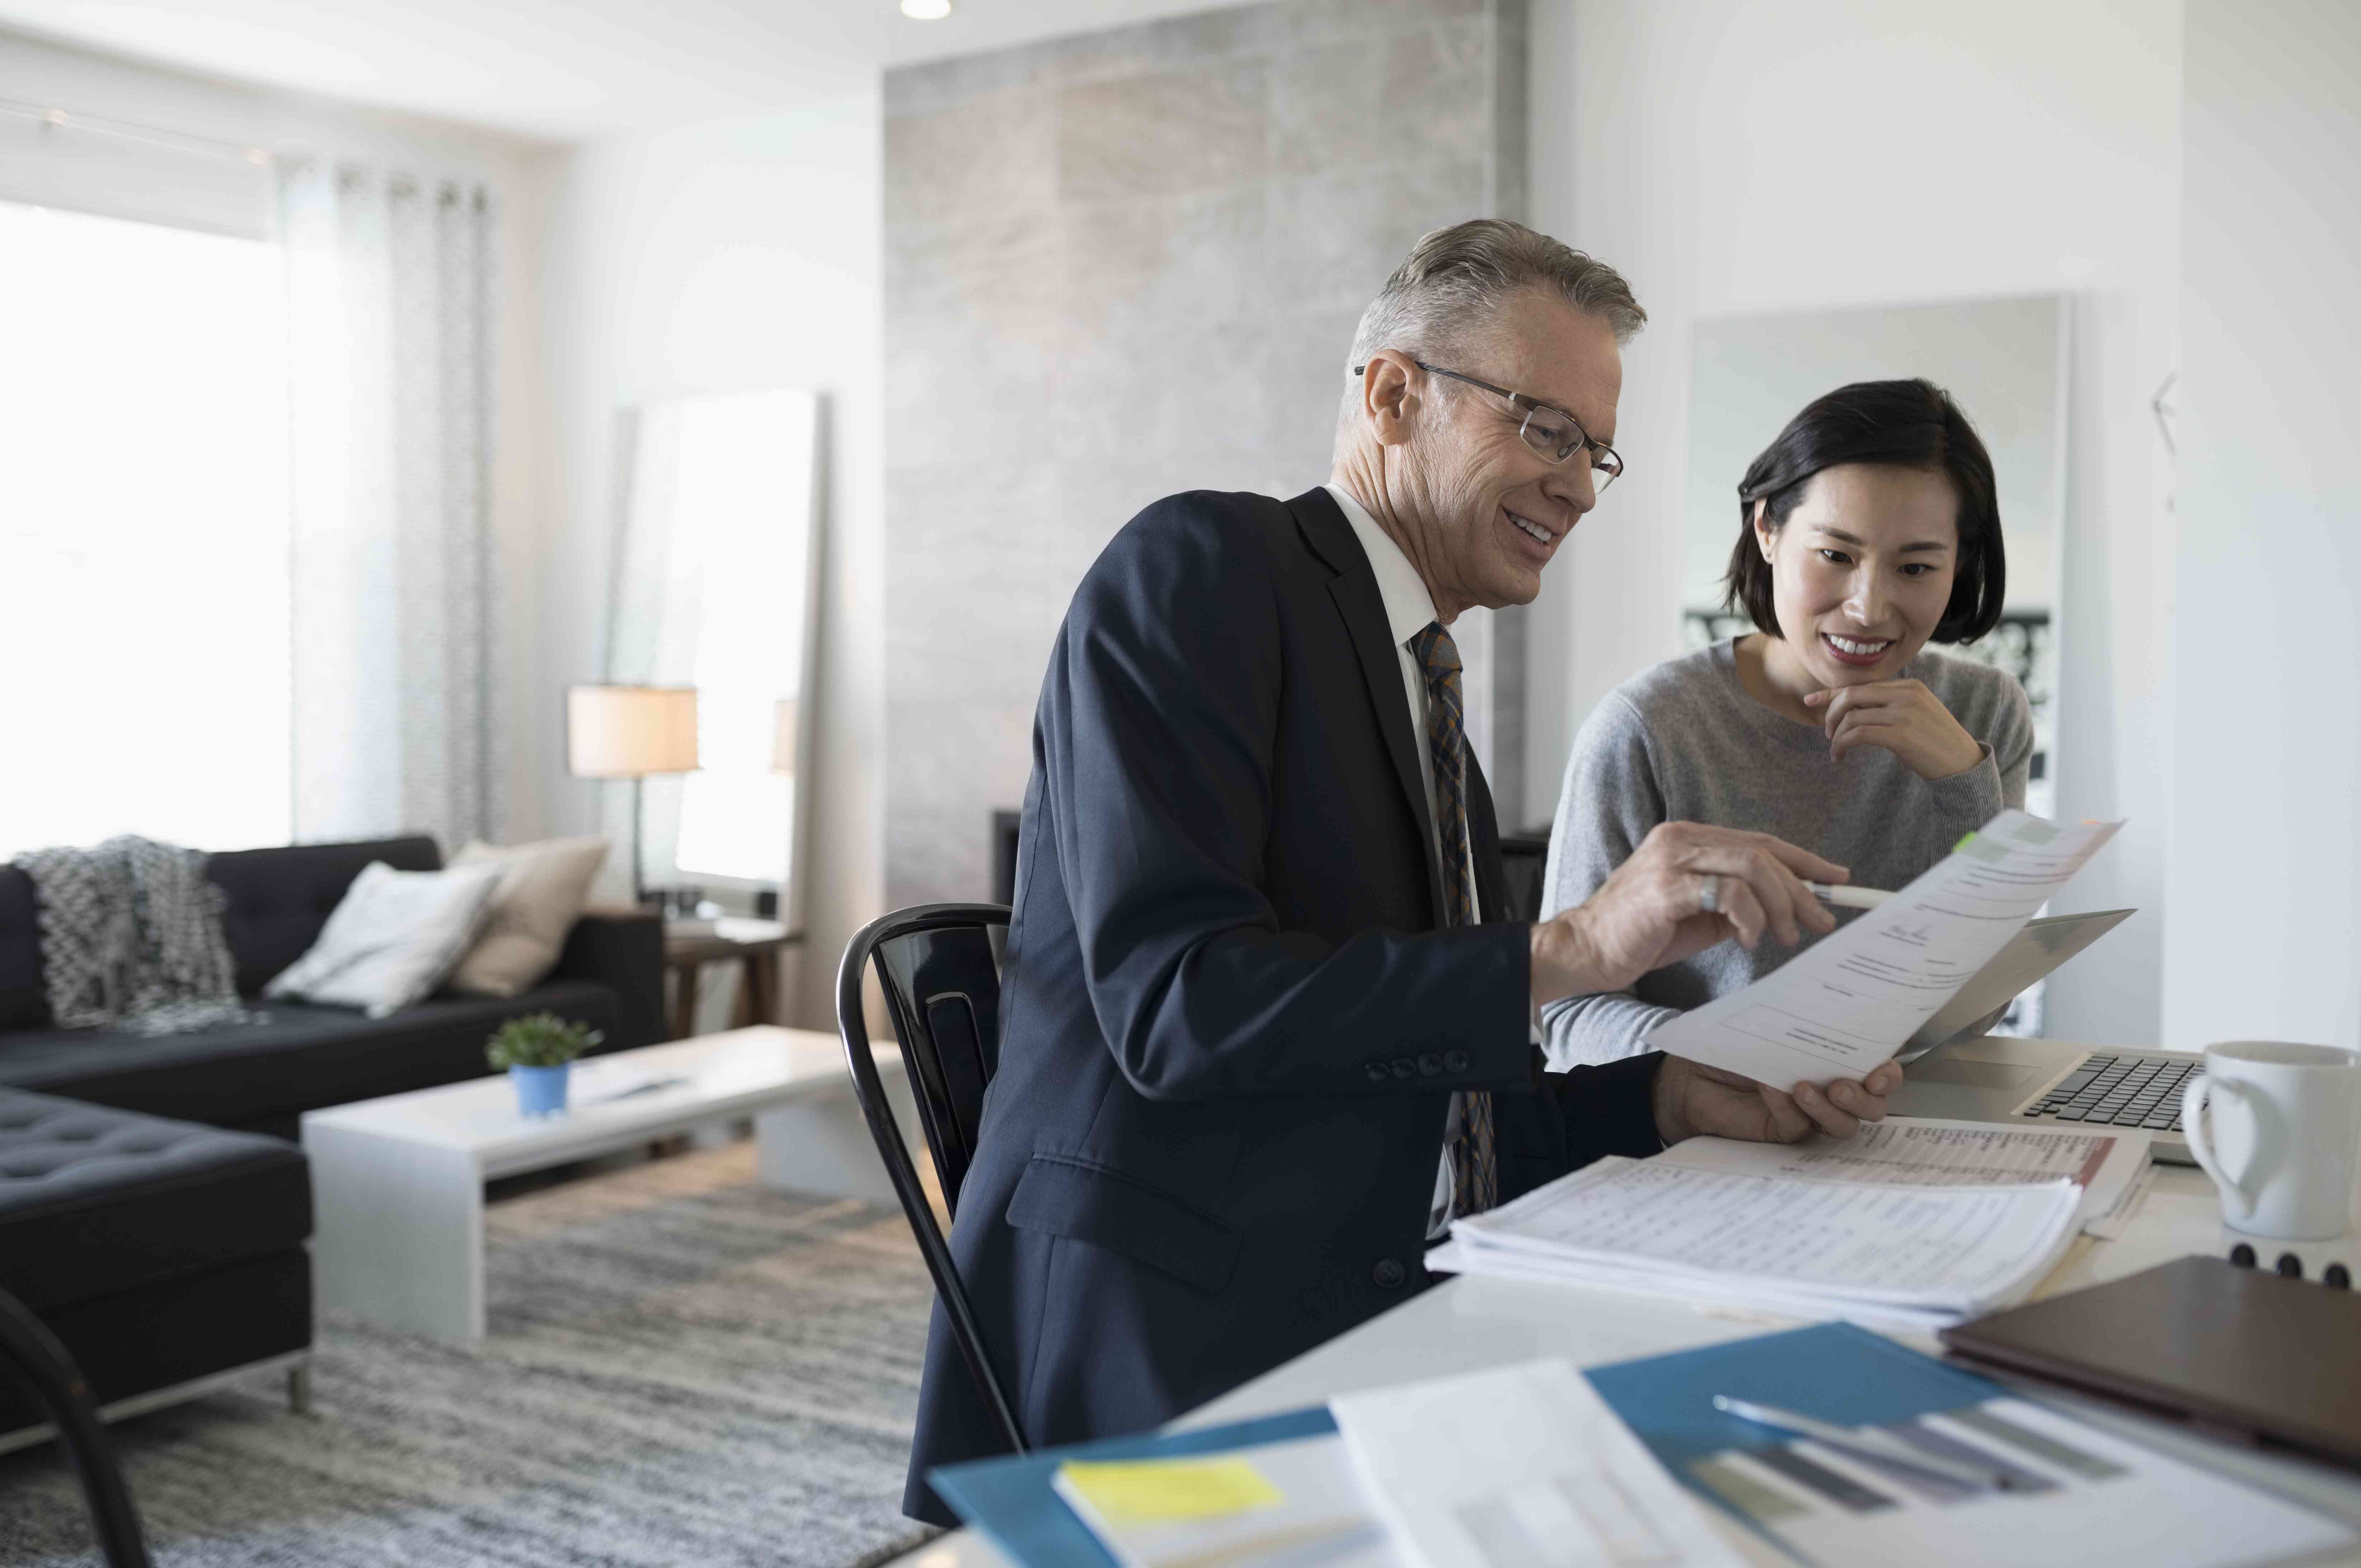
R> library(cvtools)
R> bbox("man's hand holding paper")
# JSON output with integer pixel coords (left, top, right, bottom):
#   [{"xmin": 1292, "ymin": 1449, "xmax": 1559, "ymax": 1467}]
[
  {"xmin": 1529, "ymin": 819, "xmax": 1908, "ymax": 1141},
  {"xmin": 1643, "ymin": 810, "xmax": 2123, "ymax": 1094}
]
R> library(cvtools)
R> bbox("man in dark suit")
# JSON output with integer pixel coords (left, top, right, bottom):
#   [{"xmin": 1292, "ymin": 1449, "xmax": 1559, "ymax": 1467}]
[{"xmin": 904, "ymin": 220, "xmax": 1902, "ymax": 1522}]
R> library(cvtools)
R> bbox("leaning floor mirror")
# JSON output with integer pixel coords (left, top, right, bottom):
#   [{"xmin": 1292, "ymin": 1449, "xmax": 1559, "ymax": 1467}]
[{"xmin": 605, "ymin": 388, "xmax": 823, "ymax": 935}]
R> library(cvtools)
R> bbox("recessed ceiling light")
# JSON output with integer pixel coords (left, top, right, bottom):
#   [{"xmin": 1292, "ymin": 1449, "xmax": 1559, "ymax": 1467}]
[{"xmin": 901, "ymin": 0, "xmax": 952, "ymax": 17}]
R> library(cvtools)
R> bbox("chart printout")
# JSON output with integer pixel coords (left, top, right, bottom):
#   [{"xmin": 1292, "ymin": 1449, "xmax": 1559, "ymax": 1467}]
[{"xmin": 1645, "ymin": 811, "xmax": 2121, "ymax": 1091}]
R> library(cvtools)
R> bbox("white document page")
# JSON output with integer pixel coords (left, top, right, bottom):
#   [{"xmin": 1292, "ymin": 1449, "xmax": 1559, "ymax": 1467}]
[
  {"xmin": 1647, "ymin": 811, "xmax": 2122, "ymax": 1091},
  {"xmin": 1332, "ymin": 1358, "xmax": 1747, "ymax": 1568},
  {"xmin": 1653, "ymin": 1117, "xmax": 2150, "ymax": 1234},
  {"xmin": 1699, "ymin": 1394, "xmax": 2355, "ymax": 1568},
  {"xmin": 1451, "ymin": 1157, "xmax": 2080, "ymax": 1310}
]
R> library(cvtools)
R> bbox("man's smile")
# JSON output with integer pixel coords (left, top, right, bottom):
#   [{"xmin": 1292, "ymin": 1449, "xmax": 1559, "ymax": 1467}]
[{"xmin": 1506, "ymin": 506, "xmax": 1558, "ymax": 546}]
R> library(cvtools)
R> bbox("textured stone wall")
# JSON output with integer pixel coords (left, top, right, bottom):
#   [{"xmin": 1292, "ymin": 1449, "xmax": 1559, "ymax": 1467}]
[{"xmin": 884, "ymin": 0, "xmax": 1529, "ymax": 904}]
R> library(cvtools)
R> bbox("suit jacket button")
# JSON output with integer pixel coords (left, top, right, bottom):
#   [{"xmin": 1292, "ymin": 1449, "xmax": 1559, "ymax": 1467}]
[
  {"xmin": 1444, "ymin": 1049, "xmax": 1470, "ymax": 1073},
  {"xmin": 1417, "ymin": 1053, "xmax": 1441, "ymax": 1076},
  {"xmin": 1364, "ymin": 1062, "xmax": 1390, "ymax": 1083},
  {"xmin": 1372, "ymin": 1258, "xmax": 1407, "ymax": 1289},
  {"xmin": 1390, "ymin": 1057, "xmax": 1416, "ymax": 1079}
]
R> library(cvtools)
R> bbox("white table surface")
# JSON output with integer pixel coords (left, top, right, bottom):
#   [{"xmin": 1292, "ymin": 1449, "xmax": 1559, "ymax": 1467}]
[
  {"xmin": 302, "ymin": 1025, "xmax": 890, "ymax": 1182},
  {"xmin": 905, "ymin": 1162, "xmax": 2361, "ymax": 1568},
  {"xmin": 302, "ymin": 1025, "xmax": 911, "ymax": 1342}
]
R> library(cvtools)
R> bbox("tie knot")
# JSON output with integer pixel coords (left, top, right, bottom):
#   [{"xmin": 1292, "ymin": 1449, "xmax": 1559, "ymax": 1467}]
[{"xmin": 1409, "ymin": 622, "xmax": 1460, "ymax": 683}]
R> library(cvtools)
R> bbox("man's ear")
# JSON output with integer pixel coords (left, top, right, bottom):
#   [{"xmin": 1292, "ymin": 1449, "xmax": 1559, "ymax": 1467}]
[
  {"xmin": 1360, "ymin": 350, "xmax": 1420, "ymax": 449},
  {"xmin": 1752, "ymin": 497, "xmax": 1776, "ymax": 563}
]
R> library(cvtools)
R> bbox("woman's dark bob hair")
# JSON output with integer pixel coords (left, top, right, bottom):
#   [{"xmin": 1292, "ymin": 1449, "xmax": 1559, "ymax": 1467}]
[{"xmin": 1724, "ymin": 377, "xmax": 2006, "ymax": 645}]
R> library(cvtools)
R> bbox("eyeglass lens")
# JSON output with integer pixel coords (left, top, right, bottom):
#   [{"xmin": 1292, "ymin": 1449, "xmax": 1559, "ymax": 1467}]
[{"xmin": 1518, "ymin": 408, "xmax": 1620, "ymax": 485}]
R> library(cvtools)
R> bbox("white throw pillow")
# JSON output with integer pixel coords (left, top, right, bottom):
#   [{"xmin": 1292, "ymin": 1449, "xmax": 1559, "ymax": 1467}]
[
  {"xmin": 445, "ymin": 837, "xmax": 610, "ymax": 998},
  {"xmin": 263, "ymin": 861, "xmax": 503, "ymax": 1018}
]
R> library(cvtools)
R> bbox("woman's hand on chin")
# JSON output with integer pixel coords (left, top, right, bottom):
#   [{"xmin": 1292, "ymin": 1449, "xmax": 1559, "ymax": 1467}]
[{"xmin": 1803, "ymin": 678, "xmax": 1985, "ymax": 779}]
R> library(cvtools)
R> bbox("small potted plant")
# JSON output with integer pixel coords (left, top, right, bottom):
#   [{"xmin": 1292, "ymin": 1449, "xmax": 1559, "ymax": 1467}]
[{"xmin": 486, "ymin": 1012, "xmax": 603, "ymax": 1119}]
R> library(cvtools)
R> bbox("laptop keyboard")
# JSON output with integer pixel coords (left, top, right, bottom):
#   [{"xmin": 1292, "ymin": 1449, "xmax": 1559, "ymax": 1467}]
[{"xmin": 2022, "ymin": 1053, "xmax": 2199, "ymax": 1131}]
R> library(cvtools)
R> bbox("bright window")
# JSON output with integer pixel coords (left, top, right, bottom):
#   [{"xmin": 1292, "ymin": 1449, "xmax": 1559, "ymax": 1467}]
[{"xmin": 0, "ymin": 201, "xmax": 292, "ymax": 859}]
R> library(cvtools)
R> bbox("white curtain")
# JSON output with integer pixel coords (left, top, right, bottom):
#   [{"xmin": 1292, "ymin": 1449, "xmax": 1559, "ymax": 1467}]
[{"xmin": 281, "ymin": 161, "xmax": 498, "ymax": 850}]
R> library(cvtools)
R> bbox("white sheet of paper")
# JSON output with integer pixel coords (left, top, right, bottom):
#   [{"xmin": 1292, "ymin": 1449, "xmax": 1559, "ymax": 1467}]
[
  {"xmin": 1647, "ymin": 811, "xmax": 2122, "ymax": 1091},
  {"xmin": 1449, "ymin": 1156, "xmax": 2081, "ymax": 1315},
  {"xmin": 1331, "ymin": 1358, "xmax": 1747, "ymax": 1568},
  {"xmin": 1710, "ymin": 1394, "xmax": 2355, "ymax": 1568},
  {"xmin": 2079, "ymin": 1160, "xmax": 2159, "ymax": 1242},
  {"xmin": 1653, "ymin": 1117, "xmax": 2151, "ymax": 1235}
]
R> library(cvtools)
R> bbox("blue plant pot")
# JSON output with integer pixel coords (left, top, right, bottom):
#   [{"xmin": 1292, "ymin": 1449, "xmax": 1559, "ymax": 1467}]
[{"xmin": 510, "ymin": 1063, "xmax": 571, "ymax": 1119}]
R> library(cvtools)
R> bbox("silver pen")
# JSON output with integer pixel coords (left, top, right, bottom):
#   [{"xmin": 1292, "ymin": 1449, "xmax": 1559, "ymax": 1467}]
[
  {"xmin": 1805, "ymin": 881, "xmax": 1893, "ymax": 910},
  {"xmin": 1711, "ymin": 1395, "xmax": 2022, "ymax": 1492}
]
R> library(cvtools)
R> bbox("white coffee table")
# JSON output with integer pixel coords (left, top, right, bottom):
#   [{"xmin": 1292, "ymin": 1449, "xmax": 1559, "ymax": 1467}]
[{"xmin": 301, "ymin": 1026, "xmax": 920, "ymax": 1345}]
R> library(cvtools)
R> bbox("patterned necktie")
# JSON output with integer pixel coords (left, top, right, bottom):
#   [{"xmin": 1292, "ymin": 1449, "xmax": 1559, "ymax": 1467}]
[{"xmin": 1409, "ymin": 621, "xmax": 1498, "ymax": 1216}]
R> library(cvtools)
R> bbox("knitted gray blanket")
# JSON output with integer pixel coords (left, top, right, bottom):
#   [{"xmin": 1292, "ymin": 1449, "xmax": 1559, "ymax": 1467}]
[{"xmin": 14, "ymin": 835, "xmax": 263, "ymax": 1036}]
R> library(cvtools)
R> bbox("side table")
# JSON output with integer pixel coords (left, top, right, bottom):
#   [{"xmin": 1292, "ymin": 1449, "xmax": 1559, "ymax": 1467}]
[{"xmin": 663, "ymin": 918, "xmax": 804, "ymax": 1040}]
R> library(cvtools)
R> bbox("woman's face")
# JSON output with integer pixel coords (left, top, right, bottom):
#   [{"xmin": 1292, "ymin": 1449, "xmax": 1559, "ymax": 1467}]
[{"xmin": 1757, "ymin": 463, "xmax": 1961, "ymax": 688}]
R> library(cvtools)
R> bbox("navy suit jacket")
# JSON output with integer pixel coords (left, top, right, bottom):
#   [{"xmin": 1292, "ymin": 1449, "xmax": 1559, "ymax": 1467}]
[{"xmin": 905, "ymin": 486, "xmax": 1663, "ymax": 1522}]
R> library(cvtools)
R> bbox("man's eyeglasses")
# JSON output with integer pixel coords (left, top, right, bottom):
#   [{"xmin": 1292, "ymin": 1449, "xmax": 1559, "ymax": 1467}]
[{"xmin": 1353, "ymin": 359, "xmax": 1624, "ymax": 490}]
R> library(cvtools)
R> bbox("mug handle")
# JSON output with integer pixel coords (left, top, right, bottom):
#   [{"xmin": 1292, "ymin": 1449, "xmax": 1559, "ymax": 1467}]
[{"xmin": 2181, "ymin": 1073, "xmax": 2258, "ymax": 1212}]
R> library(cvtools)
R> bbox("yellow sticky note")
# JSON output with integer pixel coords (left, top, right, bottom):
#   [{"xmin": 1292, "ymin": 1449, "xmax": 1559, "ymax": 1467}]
[{"xmin": 1058, "ymin": 1456, "xmax": 1284, "ymax": 1522}]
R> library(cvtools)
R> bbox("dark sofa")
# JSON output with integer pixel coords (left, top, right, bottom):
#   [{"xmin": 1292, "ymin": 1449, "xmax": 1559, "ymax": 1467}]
[
  {"xmin": 0, "ymin": 1089, "xmax": 314, "ymax": 1447},
  {"xmin": 0, "ymin": 834, "xmax": 662, "ymax": 1452},
  {"xmin": 0, "ymin": 834, "xmax": 664, "ymax": 1139}
]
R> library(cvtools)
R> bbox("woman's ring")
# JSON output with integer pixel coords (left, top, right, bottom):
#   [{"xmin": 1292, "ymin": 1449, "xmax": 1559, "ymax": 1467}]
[{"xmin": 1698, "ymin": 874, "xmax": 1721, "ymax": 914}]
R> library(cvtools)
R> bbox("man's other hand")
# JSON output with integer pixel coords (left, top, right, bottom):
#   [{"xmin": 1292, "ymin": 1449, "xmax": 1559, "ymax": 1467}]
[
  {"xmin": 1651, "ymin": 1055, "xmax": 1902, "ymax": 1145},
  {"xmin": 1531, "ymin": 822, "xmax": 1848, "ymax": 1004}
]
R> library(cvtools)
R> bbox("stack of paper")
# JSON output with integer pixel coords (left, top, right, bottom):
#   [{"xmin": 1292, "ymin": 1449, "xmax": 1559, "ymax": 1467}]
[
  {"xmin": 1434, "ymin": 1155, "xmax": 2083, "ymax": 1332},
  {"xmin": 1654, "ymin": 1116, "xmax": 2154, "ymax": 1238}
]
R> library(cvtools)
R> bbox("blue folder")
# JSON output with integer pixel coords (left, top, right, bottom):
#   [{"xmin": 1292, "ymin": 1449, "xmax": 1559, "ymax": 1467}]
[
  {"xmin": 1585, "ymin": 1320, "xmax": 2010, "ymax": 1478},
  {"xmin": 929, "ymin": 1324, "xmax": 2007, "ymax": 1567},
  {"xmin": 929, "ymin": 1406, "xmax": 1341, "ymax": 1568}
]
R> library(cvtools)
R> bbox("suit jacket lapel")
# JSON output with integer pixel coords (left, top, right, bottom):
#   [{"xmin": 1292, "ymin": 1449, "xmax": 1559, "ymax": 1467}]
[{"xmin": 1284, "ymin": 488, "xmax": 1445, "ymax": 926}]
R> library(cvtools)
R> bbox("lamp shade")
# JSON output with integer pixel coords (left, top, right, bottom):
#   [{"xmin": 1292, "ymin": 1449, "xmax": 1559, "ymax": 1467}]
[
  {"xmin": 770, "ymin": 697, "xmax": 799, "ymax": 775},
  {"xmin": 567, "ymin": 685, "xmax": 699, "ymax": 778}
]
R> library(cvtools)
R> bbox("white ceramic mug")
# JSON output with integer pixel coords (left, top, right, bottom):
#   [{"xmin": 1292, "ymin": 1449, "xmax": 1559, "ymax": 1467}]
[{"xmin": 2181, "ymin": 1041, "xmax": 2361, "ymax": 1240}]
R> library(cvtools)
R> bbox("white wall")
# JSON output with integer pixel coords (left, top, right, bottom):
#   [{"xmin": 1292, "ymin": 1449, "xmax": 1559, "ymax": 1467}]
[
  {"xmin": 1526, "ymin": 0, "xmax": 2182, "ymax": 1044},
  {"xmin": 0, "ymin": 27, "xmax": 559, "ymax": 848},
  {"xmin": 2165, "ymin": 0, "xmax": 2361, "ymax": 1049},
  {"xmin": 533, "ymin": 98, "xmax": 886, "ymax": 1029}
]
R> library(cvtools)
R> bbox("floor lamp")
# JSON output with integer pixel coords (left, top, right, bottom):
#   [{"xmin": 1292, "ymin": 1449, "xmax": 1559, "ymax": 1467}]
[{"xmin": 568, "ymin": 685, "xmax": 699, "ymax": 908}]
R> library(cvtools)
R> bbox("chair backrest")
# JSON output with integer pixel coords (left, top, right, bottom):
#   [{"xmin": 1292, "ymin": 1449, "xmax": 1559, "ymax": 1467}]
[
  {"xmin": 836, "ymin": 901, "xmax": 1025, "ymax": 1453},
  {"xmin": 871, "ymin": 910, "xmax": 1007, "ymax": 1216},
  {"xmin": 0, "ymin": 1285, "xmax": 151, "ymax": 1566},
  {"xmin": 1498, "ymin": 834, "xmax": 1551, "ymax": 923}
]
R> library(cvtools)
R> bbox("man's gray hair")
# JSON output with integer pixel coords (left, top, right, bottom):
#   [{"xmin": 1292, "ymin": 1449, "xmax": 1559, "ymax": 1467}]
[{"xmin": 1346, "ymin": 219, "xmax": 1646, "ymax": 381}]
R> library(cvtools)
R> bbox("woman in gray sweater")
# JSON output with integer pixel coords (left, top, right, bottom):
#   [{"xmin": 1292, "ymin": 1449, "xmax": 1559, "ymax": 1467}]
[{"xmin": 1541, "ymin": 379, "xmax": 2035, "ymax": 1068}]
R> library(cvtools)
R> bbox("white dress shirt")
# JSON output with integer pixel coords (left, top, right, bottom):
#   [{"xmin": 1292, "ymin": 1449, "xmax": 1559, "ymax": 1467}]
[{"xmin": 1325, "ymin": 484, "xmax": 1477, "ymax": 1235}]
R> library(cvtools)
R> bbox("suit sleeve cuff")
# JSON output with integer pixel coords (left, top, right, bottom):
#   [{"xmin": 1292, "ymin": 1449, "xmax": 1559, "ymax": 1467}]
[{"xmin": 1550, "ymin": 1051, "xmax": 1668, "ymax": 1163}]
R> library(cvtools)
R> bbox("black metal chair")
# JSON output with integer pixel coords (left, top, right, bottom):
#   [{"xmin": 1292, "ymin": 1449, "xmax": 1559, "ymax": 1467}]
[
  {"xmin": 836, "ymin": 901, "xmax": 1025, "ymax": 1455},
  {"xmin": 1498, "ymin": 833, "xmax": 1552, "ymax": 923},
  {"xmin": 0, "ymin": 1285, "xmax": 151, "ymax": 1567}
]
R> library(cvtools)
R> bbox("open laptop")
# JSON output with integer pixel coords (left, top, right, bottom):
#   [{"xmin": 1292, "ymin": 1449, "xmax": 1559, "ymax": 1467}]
[{"xmin": 1886, "ymin": 909, "xmax": 2206, "ymax": 1165}]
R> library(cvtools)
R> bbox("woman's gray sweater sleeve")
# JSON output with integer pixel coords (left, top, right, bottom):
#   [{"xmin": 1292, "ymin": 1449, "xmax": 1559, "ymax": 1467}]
[
  {"xmin": 1921, "ymin": 670, "xmax": 2037, "ymax": 824},
  {"xmin": 1537, "ymin": 696, "xmax": 1682, "ymax": 1068}
]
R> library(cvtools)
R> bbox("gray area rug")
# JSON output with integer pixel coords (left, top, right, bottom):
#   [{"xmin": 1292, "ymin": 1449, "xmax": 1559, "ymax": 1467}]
[{"xmin": 0, "ymin": 1143, "xmax": 945, "ymax": 1567}]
